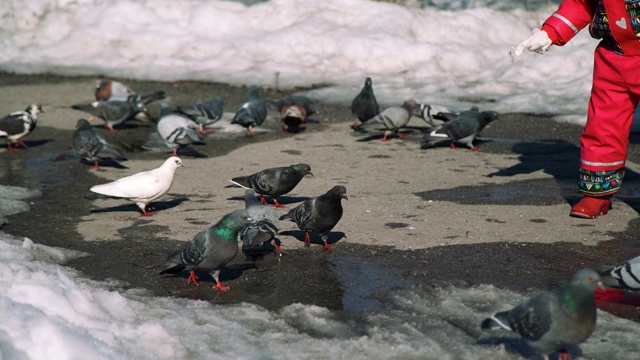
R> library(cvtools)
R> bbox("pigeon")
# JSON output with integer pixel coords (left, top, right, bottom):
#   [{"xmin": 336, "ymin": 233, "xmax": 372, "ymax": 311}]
[
  {"xmin": 241, "ymin": 189, "xmax": 281, "ymax": 260},
  {"xmin": 72, "ymin": 118, "xmax": 126, "ymax": 169},
  {"xmin": 231, "ymin": 85, "xmax": 268, "ymax": 138},
  {"xmin": 420, "ymin": 107, "xmax": 499, "ymax": 151},
  {"xmin": 271, "ymin": 95, "xmax": 319, "ymax": 133},
  {"xmin": 481, "ymin": 268, "xmax": 603, "ymax": 360},
  {"xmin": 350, "ymin": 77, "xmax": 380, "ymax": 129},
  {"xmin": 279, "ymin": 185, "xmax": 347, "ymax": 252},
  {"xmin": 0, "ymin": 104, "xmax": 44, "ymax": 151},
  {"xmin": 412, "ymin": 103, "xmax": 455, "ymax": 128},
  {"xmin": 95, "ymin": 79, "xmax": 166, "ymax": 105},
  {"xmin": 355, "ymin": 99, "xmax": 418, "ymax": 141},
  {"xmin": 229, "ymin": 163, "xmax": 313, "ymax": 208},
  {"xmin": 159, "ymin": 209, "xmax": 253, "ymax": 291},
  {"xmin": 155, "ymin": 102, "xmax": 204, "ymax": 156},
  {"xmin": 85, "ymin": 156, "xmax": 183, "ymax": 216},
  {"xmin": 71, "ymin": 94, "xmax": 148, "ymax": 132},
  {"xmin": 176, "ymin": 96, "xmax": 224, "ymax": 134},
  {"xmin": 593, "ymin": 255, "xmax": 640, "ymax": 304}
]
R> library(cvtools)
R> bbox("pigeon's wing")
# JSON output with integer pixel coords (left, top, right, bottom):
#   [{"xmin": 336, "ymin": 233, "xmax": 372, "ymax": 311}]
[
  {"xmin": 72, "ymin": 130, "xmax": 101, "ymax": 158},
  {"xmin": 507, "ymin": 292, "xmax": 554, "ymax": 342},
  {"xmin": 287, "ymin": 198, "xmax": 317, "ymax": 228},
  {"xmin": 168, "ymin": 229, "xmax": 208, "ymax": 267},
  {"xmin": 603, "ymin": 255, "xmax": 640, "ymax": 291},
  {"xmin": 443, "ymin": 115, "xmax": 478, "ymax": 139},
  {"xmin": 0, "ymin": 113, "xmax": 26, "ymax": 137},
  {"xmin": 96, "ymin": 138, "xmax": 126, "ymax": 160},
  {"xmin": 139, "ymin": 90, "xmax": 166, "ymax": 105},
  {"xmin": 248, "ymin": 168, "xmax": 281, "ymax": 194},
  {"xmin": 89, "ymin": 171, "xmax": 163, "ymax": 199}
]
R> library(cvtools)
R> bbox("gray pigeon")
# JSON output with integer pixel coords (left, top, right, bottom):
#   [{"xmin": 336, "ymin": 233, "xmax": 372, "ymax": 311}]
[
  {"xmin": 71, "ymin": 94, "xmax": 147, "ymax": 131},
  {"xmin": 241, "ymin": 189, "xmax": 281, "ymax": 260},
  {"xmin": 420, "ymin": 107, "xmax": 499, "ymax": 151},
  {"xmin": 0, "ymin": 104, "xmax": 44, "ymax": 151},
  {"xmin": 159, "ymin": 209, "xmax": 253, "ymax": 291},
  {"xmin": 481, "ymin": 268, "xmax": 603, "ymax": 360},
  {"xmin": 177, "ymin": 96, "xmax": 224, "ymax": 133},
  {"xmin": 154, "ymin": 102, "xmax": 203, "ymax": 156},
  {"xmin": 72, "ymin": 118, "xmax": 126, "ymax": 169},
  {"xmin": 231, "ymin": 85, "xmax": 268, "ymax": 138},
  {"xmin": 271, "ymin": 95, "xmax": 319, "ymax": 133},
  {"xmin": 279, "ymin": 185, "xmax": 347, "ymax": 252},
  {"xmin": 85, "ymin": 156, "xmax": 183, "ymax": 216},
  {"xmin": 229, "ymin": 163, "xmax": 313, "ymax": 208},
  {"xmin": 599, "ymin": 255, "xmax": 640, "ymax": 293},
  {"xmin": 351, "ymin": 77, "xmax": 380, "ymax": 129},
  {"xmin": 355, "ymin": 99, "xmax": 418, "ymax": 141}
]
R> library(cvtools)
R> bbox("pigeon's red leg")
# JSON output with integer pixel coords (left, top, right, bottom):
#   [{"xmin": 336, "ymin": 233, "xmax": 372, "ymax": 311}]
[
  {"xmin": 470, "ymin": 146, "xmax": 484, "ymax": 152},
  {"xmin": 382, "ymin": 134, "xmax": 390, "ymax": 142},
  {"xmin": 557, "ymin": 349, "xmax": 571, "ymax": 360},
  {"xmin": 260, "ymin": 196, "xmax": 269, "ymax": 205},
  {"xmin": 140, "ymin": 206, "xmax": 156, "ymax": 217},
  {"xmin": 92, "ymin": 161, "xmax": 100, "ymax": 170},
  {"xmin": 304, "ymin": 232, "xmax": 312, "ymax": 247},
  {"xmin": 322, "ymin": 239, "xmax": 334, "ymax": 252},
  {"xmin": 106, "ymin": 125, "xmax": 116, "ymax": 132},
  {"xmin": 198, "ymin": 124, "xmax": 214, "ymax": 135},
  {"xmin": 272, "ymin": 198, "xmax": 285, "ymax": 208},
  {"xmin": 247, "ymin": 127, "xmax": 255, "ymax": 138},
  {"xmin": 187, "ymin": 270, "xmax": 200, "ymax": 286},
  {"xmin": 16, "ymin": 141, "xmax": 28, "ymax": 148},
  {"xmin": 396, "ymin": 133, "xmax": 408, "ymax": 140},
  {"xmin": 5, "ymin": 142, "xmax": 18, "ymax": 151},
  {"xmin": 273, "ymin": 244, "xmax": 285, "ymax": 253},
  {"xmin": 169, "ymin": 149, "xmax": 179, "ymax": 157},
  {"xmin": 449, "ymin": 143, "xmax": 457, "ymax": 149},
  {"xmin": 212, "ymin": 281, "xmax": 230, "ymax": 291}
]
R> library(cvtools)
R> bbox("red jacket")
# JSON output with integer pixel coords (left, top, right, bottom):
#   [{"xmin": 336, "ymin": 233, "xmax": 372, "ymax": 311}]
[{"xmin": 541, "ymin": 0, "xmax": 640, "ymax": 55}]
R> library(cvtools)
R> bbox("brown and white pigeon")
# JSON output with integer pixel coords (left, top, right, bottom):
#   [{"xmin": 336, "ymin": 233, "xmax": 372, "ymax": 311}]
[
  {"xmin": 420, "ymin": 106, "xmax": 499, "ymax": 151},
  {"xmin": 351, "ymin": 77, "xmax": 380, "ymax": 129},
  {"xmin": 95, "ymin": 79, "xmax": 135, "ymax": 102},
  {"xmin": 231, "ymin": 85, "xmax": 268, "ymax": 138},
  {"xmin": 71, "ymin": 94, "xmax": 148, "ymax": 132},
  {"xmin": 229, "ymin": 163, "xmax": 313, "ymax": 208},
  {"xmin": 85, "ymin": 156, "xmax": 183, "ymax": 216},
  {"xmin": 271, "ymin": 95, "xmax": 319, "ymax": 133},
  {"xmin": 279, "ymin": 185, "xmax": 347, "ymax": 252},
  {"xmin": 159, "ymin": 209, "xmax": 253, "ymax": 291},
  {"xmin": 72, "ymin": 118, "xmax": 126, "ymax": 169},
  {"xmin": 355, "ymin": 99, "xmax": 418, "ymax": 141},
  {"xmin": 0, "ymin": 104, "xmax": 44, "ymax": 151},
  {"xmin": 481, "ymin": 268, "xmax": 603, "ymax": 360}
]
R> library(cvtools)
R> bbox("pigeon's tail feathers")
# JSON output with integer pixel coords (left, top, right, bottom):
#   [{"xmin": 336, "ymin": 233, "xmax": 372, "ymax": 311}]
[
  {"xmin": 229, "ymin": 177, "xmax": 251, "ymax": 189},
  {"xmin": 100, "ymin": 143, "xmax": 127, "ymax": 161},
  {"xmin": 159, "ymin": 262, "xmax": 186, "ymax": 275},
  {"xmin": 481, "ymin": 312, "xmax": 512, "ymax": 331},
  {"xmin": 141, "ymin": 90, "xmax": 167, "ymax": 105}
]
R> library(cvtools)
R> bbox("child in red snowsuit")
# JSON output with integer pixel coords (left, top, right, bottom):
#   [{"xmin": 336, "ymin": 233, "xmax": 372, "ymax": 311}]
[{"xmin": 513, "ymin": 0, "xmax": 640, "ymax": 219}]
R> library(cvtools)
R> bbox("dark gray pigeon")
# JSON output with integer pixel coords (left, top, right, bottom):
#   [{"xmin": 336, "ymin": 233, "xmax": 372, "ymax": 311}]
[
  {"xmin": 351, "ymin": 77, "xmax": 380, "ymax": 129},
  {"xmin": 159, "ymin": 209, "xmax": 253, "ymax": 291},
  {"xmin": 231, "ymin": 85, "xmax": 268, "ymax": 138},
  {"xmin": 279, "ymin": 185, "xmax": 347, "ymax": 252},
  {"xmin": 153, "ymin": 102, "xmax": 203, "ymax": 156},
  {"xmin": 177, "ymin": 96, "xmax": 224, "ymax": 133},
  {"xmin": 355, "ymin": 99, "xmax": 418, "ymax": 141},
  {"xmin": 72, "ymin": 118, "xmax": 126, "ymax": 169},
  {"xmin": 481, "ymin": 268, "xmax": 603, "ymax": 360},
  {"xmin": 271, "ymin": 95, "xmax": 319, "ymax": 133},
  {"xmin": 420, "ymin": 106, "xmax": 498, "ymax": 151},
  {"xmin": 229, "ymin": 163, "xmax": 313, "ymax": 208},
  {"xmin": 241, "ymin": 189, "xmax": 281, "ymax": 260},
  {"xmin": 71, "ymin": 94, "xmax": 147, "ymax": 132},
  {"xmin": 0, "ymin": 104, "xmax": 44, "ymax": 151}
]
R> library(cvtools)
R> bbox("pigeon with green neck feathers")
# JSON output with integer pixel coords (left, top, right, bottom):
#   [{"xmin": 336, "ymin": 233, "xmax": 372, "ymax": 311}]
[
  {"xmin": 481, "ymin": 268, "xmax": 603, "ymax": 360},
  {"xmin": 159, "ymin": 209, "xmax": 253, "ymax": 291}
]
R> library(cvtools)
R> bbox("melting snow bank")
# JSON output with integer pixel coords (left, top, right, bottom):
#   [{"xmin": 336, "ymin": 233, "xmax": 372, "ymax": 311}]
[{"xmin": 0, "ymin": 185, "xmax": 638, "ymax": 359}]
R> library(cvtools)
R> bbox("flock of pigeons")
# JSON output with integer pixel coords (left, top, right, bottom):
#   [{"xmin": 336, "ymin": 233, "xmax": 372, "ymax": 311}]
[{"xmin": 1, "ymin": 77, "xmax": 639, "ymax": 360}]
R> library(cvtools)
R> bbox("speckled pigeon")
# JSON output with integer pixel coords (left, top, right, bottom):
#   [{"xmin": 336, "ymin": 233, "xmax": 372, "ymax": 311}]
[
  {"xmin": 420, "ymin": 107, "xmax": 498, "ymax": 151},
  {"xmin": 177, "ymin": 96, "xmax": 224, "ymax": 134},
  {"xmin": 0, "ymin": 104, "xmax": 44, "ymax": 151},
  {"xmin": 231, "ymin": 85, "xmax": 268, "ymax": 138},
  {"xmin": 594, "ymin": 255, "xmax": 640, "ymax": 304},
  {"xmin": 481, "ymin": 268, "xmax": 603, "ymax": 360},
  {"xmin": 72, "ymin": 118, "xmax": 126, "ymax": 169},
  {"xmin": 71, "ymin": 94, "xmax": 147, "ymax": 132},
  {"xmin": 355, "ymin": 99, "xmax": 418, "ymax": 141},
  {"xmin": 279, "ymin": 185, "xmax": 347, "ymax": 252},
  {"xmin": 412, "ymin": 103, "xmax": 455, "ymax": 128},
  {"xmin": 350, "ymin": 77, "xmax": 380, "ymax": 129},
  {"xmin": 159, "ymin": 209, "xmax": 253, "ymax": 291},
  {"xmin": 85, "ymin": 156, "xmax": 183, "ymax": 216},
  {"xmin": 272, "ymin": 95, "xmax": 319, "ymax": 133},
  {"xmin": 155, "ymin": 102, "xmax": 203, "ymax": 156},
  {"xmin": 229, "ymin": 163, "xmax": 313, "ymax": 208},
  {"xmin": 241, "ymin": 189, "xmax": 281, "ymax": 260}
]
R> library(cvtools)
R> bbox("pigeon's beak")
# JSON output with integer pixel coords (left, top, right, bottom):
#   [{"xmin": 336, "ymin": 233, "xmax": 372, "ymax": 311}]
[
  {"xmin": 596, "ymin": 280, "xmax": 605, "ymax": 290},
  {"xmin": 306, "ymin": 171, "xmax": 314, "ymax": 177},
  {"xmin": 342, "ymin": 194, "xmax": 348, "ymax": 200}
]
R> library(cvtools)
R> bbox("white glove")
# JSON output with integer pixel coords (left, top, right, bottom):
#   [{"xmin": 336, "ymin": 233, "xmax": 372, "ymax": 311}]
[{"xmin": 511, "ymin": 29, "xmax": 552, "ymax": 56}]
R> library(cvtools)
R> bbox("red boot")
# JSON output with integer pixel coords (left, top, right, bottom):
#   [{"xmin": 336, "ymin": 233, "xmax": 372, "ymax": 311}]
[{"xmin": 569, "ymin": 196, "xmax": 611, "ymax": 219}]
